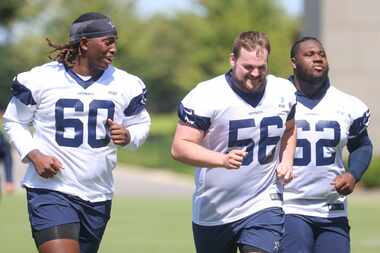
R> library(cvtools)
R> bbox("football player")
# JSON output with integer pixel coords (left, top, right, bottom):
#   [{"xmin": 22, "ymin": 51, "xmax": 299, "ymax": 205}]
[
  {"xmin": 281, "ymin": 37, "xmax": 373, "ymax": 253},
  {"xmin": 171, "ymin": 31, "xmax": 297, "ymax": 253},
  {"xmin": 3, "ymin": 12, "xmax": 150, "ymax": 253}
]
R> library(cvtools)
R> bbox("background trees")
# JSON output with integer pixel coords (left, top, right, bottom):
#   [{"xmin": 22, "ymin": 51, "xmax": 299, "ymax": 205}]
[{"xmin": 0, "ymin": 0, "xmax": 298, "ymax": 111}]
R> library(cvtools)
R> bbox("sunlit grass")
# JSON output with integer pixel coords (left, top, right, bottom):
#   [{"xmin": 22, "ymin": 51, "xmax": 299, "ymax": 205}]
[{"xmin": 0, "ymin": 192, "xmax": 379, "ymax": 253}]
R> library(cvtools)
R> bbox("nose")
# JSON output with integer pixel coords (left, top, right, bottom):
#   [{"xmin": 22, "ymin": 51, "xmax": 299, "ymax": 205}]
[
  {"xmin": 312, "ymin": 54, "xmax": 324, "ymax": 62},
  {"xmin": 109, "ymin": 43, "xmax": 117, "ymax": 55},
  {"xmin": 250, "ymin": 68, "xmax": 261, "ymax": 77}
]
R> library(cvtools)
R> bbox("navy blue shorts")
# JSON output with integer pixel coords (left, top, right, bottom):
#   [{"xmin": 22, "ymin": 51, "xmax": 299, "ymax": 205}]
[
  {"xmin": 281, "ymin": 214, "xmax": 350, "ymax": 253},
  {"xmin": 193, "ymin": 207, "xmax": 284, "ymax": 253},
  {"xmin": 26, "ymin": 188, "xmax": 112, "ymax": 252}
]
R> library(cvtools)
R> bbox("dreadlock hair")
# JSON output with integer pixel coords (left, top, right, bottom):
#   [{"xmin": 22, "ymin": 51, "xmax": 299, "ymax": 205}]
[{"xmin": 46, "ymin": 38, "xmax": 80, "ymax": 67}]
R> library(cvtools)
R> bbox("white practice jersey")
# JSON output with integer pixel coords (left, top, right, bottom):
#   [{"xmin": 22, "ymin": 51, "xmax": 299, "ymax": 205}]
[
  {"xmin": 3, "ymin": 61, "xmax": 150, "ymax": 202},
  {"xmin": 179, "ymin": 72, "xmax": 296, "ymax": 226},
  {"xmin": 283, "ymin": 81, "xmax": 370, "ymax": 218}
]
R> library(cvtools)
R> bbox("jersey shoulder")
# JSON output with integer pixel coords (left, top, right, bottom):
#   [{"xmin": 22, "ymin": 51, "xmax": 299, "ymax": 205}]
[
  {"xmin": 182, "ymin": 74, "xmax": 228, "ymax": 107},
  {"xmin": 328, "ymin": 86, "xmax": 369, "ymax": 117},
  {"xmin": 267, "ymin": 74, "xmax": 297, "ymax": 92},
  {"xmin": 107, "ymin": 66, "xmax": 147, "ymax": 95},
  {"xmin": 12, "ymin": 61, "xmax": 64, "ymax": 105},
  {"xmin": 266, "ymin": 75, "xmax": 297, "ymax": 103},
  {"xmin": 16, "ymin": 61, "xmax": 64, "ymax": 89}
]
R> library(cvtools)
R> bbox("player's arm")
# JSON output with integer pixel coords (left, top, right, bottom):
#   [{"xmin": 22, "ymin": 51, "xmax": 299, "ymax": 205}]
[
  {"xmin": 108, "ymin": 109, "xmax": 151, "ymax": 148},
  {"xmin": 3, "ymin": 97, "xmax": 38, "ymax": 162},
  {"xmin": 4, "ymin": 98, "xmax": 63, "ymax": 178},
  {"xmin": 4, "ymin": 78, "xmax": 63, "ymax": 178},
  {"xmin": 277, "ymin": 118, "xmax": 296, "ymax": 184},
  {"xmin": 332, "ymin": 130, "xmax": 373, "ymax": 195},
  {"xmin": 171, "ymin": 122, "xmax": 246, "ymax": 169},
  {"xmin": 116, "ymin": 84, "xmax": 151, "ymax": 150}
]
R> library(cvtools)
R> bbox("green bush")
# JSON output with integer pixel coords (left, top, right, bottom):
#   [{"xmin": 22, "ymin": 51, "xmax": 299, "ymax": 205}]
[{"xmin": 361, "ymin": 156, "xmax": 380, "ymax": 188}]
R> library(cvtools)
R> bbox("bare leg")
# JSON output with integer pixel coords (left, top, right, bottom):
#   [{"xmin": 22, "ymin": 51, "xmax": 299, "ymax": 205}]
[{"xmin": 39, "ymin": 239, "xmax": 80, "ymax": 253}]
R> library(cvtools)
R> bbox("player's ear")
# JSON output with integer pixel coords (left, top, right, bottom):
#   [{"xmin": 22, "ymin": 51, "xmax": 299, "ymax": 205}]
[
  {"xmin": 291, "ymin": 57, "xmax": 296, "ymax": 69},
  {"xmin": 79, "ymin": 37, "xmax": 89, "ymax": 54},
  {"xmin": 230, "ymin": 53, "xmax": 236, "ymax": 67}
]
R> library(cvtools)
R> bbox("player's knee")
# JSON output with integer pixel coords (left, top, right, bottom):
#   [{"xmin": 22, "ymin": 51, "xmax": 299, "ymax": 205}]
[{"xmin": 33, "ymin": 222, "xmax": 80, "ymax": 247}]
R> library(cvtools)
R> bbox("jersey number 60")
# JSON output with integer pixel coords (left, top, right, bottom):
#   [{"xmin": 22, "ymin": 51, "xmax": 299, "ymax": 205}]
[{"xmin": 55, "ymin": 98, "xmax": 115, "ymax": 148}]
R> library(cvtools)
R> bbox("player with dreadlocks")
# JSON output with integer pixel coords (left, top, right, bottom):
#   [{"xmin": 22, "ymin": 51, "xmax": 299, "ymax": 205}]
[
  {"xmin": 3, "ymin": 12, "xmax": 151, "ymax": 253},
  {"xmin": 46, "ymin": 38, "xmax": 80, "ymax": 67}
]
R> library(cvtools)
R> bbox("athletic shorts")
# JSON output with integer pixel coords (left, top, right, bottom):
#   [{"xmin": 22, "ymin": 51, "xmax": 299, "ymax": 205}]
[
  {"xmin": 26, "ymin": 187, "xmax": 112, "ymax": 252},
  {"xmin": 281, "ymin": 214, "xmax": 350, "ymax": 253},
  {"xmin": 193, "ymin": 207, "xmax": 284, "ymax": 253}
]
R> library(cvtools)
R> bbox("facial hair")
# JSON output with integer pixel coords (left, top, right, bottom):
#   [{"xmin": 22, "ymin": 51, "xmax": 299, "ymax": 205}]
[{"xmin": 296, "ymin": 64, "xmax": 329, "ymax": 86}]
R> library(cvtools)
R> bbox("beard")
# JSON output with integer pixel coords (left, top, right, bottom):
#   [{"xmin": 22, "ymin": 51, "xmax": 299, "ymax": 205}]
[
  {"xmin": 296, "ymin": 65, "xmax": 329, "ymax": 86},
  {"xmin": 233, "ymin": 73, "xmax": 266, "ymax": 93}
]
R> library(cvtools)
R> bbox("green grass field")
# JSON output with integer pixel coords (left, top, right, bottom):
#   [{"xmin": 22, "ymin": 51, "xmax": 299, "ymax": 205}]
[{"xmin": 0, "ymin": 193, "xmax": 379, "ymax": 253}]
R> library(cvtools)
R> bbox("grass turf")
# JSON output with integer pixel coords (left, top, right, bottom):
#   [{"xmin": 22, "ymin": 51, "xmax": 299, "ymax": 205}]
[{"xmin": 0, "ymin": 192, "xmax": 379, "ymax": 253}]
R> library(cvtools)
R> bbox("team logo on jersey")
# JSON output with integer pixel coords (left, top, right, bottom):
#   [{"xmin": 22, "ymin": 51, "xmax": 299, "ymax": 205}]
[
  {"xmin": 363, "ymin": 110, "xmax": 370, "ymax": 126},
  {"xmin": 183, "ymin": 107, "xmax": 195, "ymax": 125},
  {"xmin": 108, "ymin": 21, "xmax": 115, "ymax": 29},
  {"xmin": 141, "ymin": 89, "xmax": 147, "ymax": 105}
]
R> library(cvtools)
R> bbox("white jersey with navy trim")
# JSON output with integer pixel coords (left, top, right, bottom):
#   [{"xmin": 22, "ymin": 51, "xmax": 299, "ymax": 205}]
[
  {"xmin": 3, "ymin": 61, "xmax": 150, "ymax": 202},
  {"xmin": 283, "ymin": 82, "xmax": 370, "ymax": 218},
  {"xmin": 179, "ymin": 72, "xmax": 296, "ymax": 226}
]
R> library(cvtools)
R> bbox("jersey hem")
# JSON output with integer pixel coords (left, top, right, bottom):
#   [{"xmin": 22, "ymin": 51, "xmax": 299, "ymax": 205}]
[
  {"xmin": 283, "ymin": 206, "xmax": 347, "ymax": 218},
  {"xmin": 22, "ymin": 183, "xmax": 113, "ymax": 203},
  {"xmin": 192, "ymin": 201, "xmax": 282, "ymax": 226}
]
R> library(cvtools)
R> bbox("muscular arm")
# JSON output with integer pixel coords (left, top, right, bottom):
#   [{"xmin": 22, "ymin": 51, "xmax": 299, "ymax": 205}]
[{"xmin": 171, "ymin": 122, "xmax": 246, "ymax": 169}]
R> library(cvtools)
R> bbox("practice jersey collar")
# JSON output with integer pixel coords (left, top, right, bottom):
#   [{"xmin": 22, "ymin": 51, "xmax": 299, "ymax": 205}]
[
  {"xmin": 225, "ymin": 70, "xmax": 266, "ymax": 108},
  {"xmin": 65, "ymin": 65, "xmax": 104, "ymax": 89},
  {"xmin": 288, "ymin": 75, "xmax": 330, "ymax": 109}
]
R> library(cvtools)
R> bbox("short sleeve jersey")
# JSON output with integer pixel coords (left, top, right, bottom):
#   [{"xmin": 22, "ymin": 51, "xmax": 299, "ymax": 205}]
[
  {"xmin": 178, "ymin": 72, "xmax": 296, "ymax": 225},
  {"xmin": 4, "ymin": 61, "xmax": 148, "ymax": 202},
  {"xmin": 283, "ymin": 80, "xmax": 370, "ymax": 218}
]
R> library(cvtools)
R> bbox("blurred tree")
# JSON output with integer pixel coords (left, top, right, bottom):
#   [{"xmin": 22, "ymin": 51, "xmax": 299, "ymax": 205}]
[
  {"xmin": 0, "ymin": 0, "xmax": 137, "ymax": 109},
  {"xmin": 121, "ymin": 0, "xmax": 299, "ymax": 112},
  {"xmin": 0, "ymin": 0, "xmax": 299, "ymax": 113},
  {"xmin": 0, "ymin": 0, "xmax": 26, "ymax": 109},
  {"xmin": 189, "ymin": 0, "xmax": 298, "ymax": 84},
  {"xmin": 0, "ymin": 0, "xmax": 25, "ymax": 27}
]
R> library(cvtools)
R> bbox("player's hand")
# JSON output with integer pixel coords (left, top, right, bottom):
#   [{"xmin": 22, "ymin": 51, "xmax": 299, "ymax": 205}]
[
  {"xmin": 222, "ymin": 149, "xmax": 247, "ymax": 170},
  {"xmin": 4, "ymin": 182, "xmax": 16, "ymax": 194},
  {"xmin": 107, "ymin": 119, "xmax": 131, "ymax": 146},
  {"xmin": 276, "ymin": 163, "xmax": 294, "ymax": 184},
  {"xmin": 331, "ymin": 172, "xmax": 356, "ymax": 196},
  {"xmin": 27, "ymin": 150, "xmax": 63, "ymax": 178}
]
